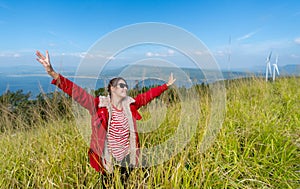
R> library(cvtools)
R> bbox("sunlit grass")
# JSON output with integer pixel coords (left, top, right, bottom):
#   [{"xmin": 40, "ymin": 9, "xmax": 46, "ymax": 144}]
[{"xmin": 0, "ymin": 76, "xmax": 299, "ymax": 188}]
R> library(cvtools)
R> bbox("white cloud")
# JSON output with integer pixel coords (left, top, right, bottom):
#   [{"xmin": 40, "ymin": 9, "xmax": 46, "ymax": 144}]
[
  {"xmin": 291, "ymin": 54, "xmax": 299, "ymax": 58},
  {"xmin": 237, "ymin": 30, "xmax": 259, "ymax": 41},
  {"xmin": 146, "ymin": 52, "xmax": 153, "ymax": 57},
  {"xmin": 194, "ymin": 50, "xmax": 211, "ymax": 56},
  {"xmin": 145, "ymin": 50, "xmax": 175, "ymax": 57},
  {"xmin": 0, "ymin": 52, "xmax": 21, "ymax": 58},
  {"xmin": 69, "ymin": 52, "xmax": 87, "ymax": 58},
  {"xmin": 294, "ymin": 37, "xmax": 300, "ymax": 45},
  {"xmin": 13, "ymin": 53, "xmax": 20, "ymax": 58},
  {"xmin": 214, "ymin": 50, "xmax": 226, "ymax": 57},
  {"xmin": 48, "ymin": 43, "xmax": 56, "ymax": 47},
  {"xmin": 168, "ymin": 49, "xmax": 174, "ymax": 55},
  {"xmin": 106, "ymin": 56, "xmax": 115, "ymax": 60},
  {"xmin": 145, "ymin": 52, "xmax": 162, "ymax": 57},
  {"xmin": 57, "ymin": 52, "xmax": 106, "ymax": 59}
]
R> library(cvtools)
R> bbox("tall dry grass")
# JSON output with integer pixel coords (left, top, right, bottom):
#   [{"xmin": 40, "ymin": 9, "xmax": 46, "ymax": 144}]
[{"xmin": 0, "ymin": 76, "xmax": 299, "ymax": 188}]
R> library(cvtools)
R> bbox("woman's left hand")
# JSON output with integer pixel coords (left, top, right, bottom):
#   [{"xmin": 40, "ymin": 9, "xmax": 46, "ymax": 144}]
[{"xmin": 167, "ymin": 73, "xmax": 176, "ymax": 86}]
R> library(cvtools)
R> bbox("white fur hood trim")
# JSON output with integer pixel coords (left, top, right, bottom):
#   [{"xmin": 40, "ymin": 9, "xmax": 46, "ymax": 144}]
[{"xmin": 98, "ymin": 95, "xmax": 135, "ymax": 108}]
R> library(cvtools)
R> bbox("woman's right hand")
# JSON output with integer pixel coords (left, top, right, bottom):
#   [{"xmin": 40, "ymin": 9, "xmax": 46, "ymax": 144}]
[{"xmin": 36, "ymin": 50, "xmax": 59, "ymax": 79}]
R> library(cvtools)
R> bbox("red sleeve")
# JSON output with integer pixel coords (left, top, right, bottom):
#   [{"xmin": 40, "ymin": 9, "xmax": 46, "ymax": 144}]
[
  {"xmin": 51, "ymin": 74, "xmax": 96, "ymax": 114},
  {"xmin": 133, "ymin": 84, "xmax": 168, "ymax": 110}
]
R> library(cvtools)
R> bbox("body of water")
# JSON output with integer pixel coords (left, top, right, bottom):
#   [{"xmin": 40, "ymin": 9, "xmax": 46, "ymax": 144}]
[
  {"xmin": 0, "ymin": 75, "xmax": 56, "ymax": 98},
  {"xmin": 1, "ymin": 64, "xmax": 298, "ymax": 99}
]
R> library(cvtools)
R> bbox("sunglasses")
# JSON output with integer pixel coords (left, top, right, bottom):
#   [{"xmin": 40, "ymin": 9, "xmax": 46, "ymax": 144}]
[{"xmin": 117, "ymin": 83, "xmax": 128, "ymax": 89}]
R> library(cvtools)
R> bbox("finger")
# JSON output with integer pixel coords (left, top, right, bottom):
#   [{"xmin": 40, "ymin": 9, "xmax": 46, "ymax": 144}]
[
  {"xmin": 36, "ymin": 56, "xmax": 48, "ymax": 66},
  {"xmin": 36, "ymin": 58, "xmax": 45, "ymax": 65},
  {"xmin": 36, "ymin": 58, "xmax": 41, "ymax": 63},
  {"xmin": 46, "ymin": 50, "xmax": 50, "ymax": 61},
  {"xmin": 36, "ymin": 50, "xmax": 42, "ymax": 58},
  {"xmin": 36, "ymin": 50, "xmax": 45, "ymax": 59},
  {"xmin": 35, "ymin": 50, "xmax": 41, "ymax": 56}
]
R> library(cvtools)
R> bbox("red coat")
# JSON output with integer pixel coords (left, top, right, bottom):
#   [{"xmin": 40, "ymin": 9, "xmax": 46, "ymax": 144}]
[{"xmin": 51, "ymin": 74, "xmax": 168, "ymax": 173}]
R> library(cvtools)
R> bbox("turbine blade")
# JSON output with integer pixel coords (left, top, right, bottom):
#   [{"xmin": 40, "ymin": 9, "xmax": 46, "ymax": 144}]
[
  {"xmin": 268, "ymin": 51, "xmax": 272, "ymax": 60},
  {"xmin": 268, "ymin": 63, "xmax": 272, "ymax": 74},
  {"xmin": 272, "ymin": 64, "xmax": 277, "ymax": 81},
  {"xmin": 266, "ymin": 64, "xmax": 269, "ymax": 81},
  {"xmin": 275, "ymin": 65, "xmax": 280, "ymax": 75}
]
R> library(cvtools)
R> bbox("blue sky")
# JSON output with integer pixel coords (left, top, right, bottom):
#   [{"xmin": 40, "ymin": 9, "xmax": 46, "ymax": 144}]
[{"xmin": 0, "ymin": 0, "xmax": 300, "ymax": 72}]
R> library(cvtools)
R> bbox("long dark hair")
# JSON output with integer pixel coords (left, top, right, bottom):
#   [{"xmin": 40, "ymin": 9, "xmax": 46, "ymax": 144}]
[{"xmin": 107, "ymin": 77, "xmax": 127, "ymax": 96}]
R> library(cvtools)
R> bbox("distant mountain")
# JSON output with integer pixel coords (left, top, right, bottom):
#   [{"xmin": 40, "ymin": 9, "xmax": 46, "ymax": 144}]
[
  {"xmin": 280, "ymin": 64, "xmax": 300, "ymax": 76},
  {"xmin": 0, "ymin": 65, "xmax": 42, "ymax": 74},
  {"xmin": 248, "ymin": 64, "xmax": 300, "ymax": 76},
  {"xmin": 1, "ymin": 64, "xmax": 298, "ymax": 98},
  {"xmin": 2, "ymin": 63, "xmax": 298, "ymax": 78}
]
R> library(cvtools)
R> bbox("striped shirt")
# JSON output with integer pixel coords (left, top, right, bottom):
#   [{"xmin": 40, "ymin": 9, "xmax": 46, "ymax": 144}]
[{"xmin": 107, "ymin": 105, "xmax": 130, "ymax": 162}]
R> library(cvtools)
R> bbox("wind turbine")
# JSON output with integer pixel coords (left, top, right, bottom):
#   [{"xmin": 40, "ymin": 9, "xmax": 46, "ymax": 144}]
[
  {"xmin": 272, "ymin": 55, "xmax": 280, "ymax": 81},
  {"xmin": 265, "ymin": 51, "xmax": 272, "ymax": 81},
  {"xmin": 227, "ymin": 35, "xmax": 232, "ymax": 79},
  {"xmin": 227, "ymin": 35, "xmax": 231, "ymax": 72}
]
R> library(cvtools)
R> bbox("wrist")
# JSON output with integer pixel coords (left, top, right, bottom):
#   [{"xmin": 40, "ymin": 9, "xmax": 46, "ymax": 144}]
[{"xmin": 49, "ymin": 71, "xmax": 59, "ymax": 79}]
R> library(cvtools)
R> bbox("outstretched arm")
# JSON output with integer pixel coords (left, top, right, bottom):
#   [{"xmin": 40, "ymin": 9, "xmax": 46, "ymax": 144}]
[
  {"xmin": 134, "ymin": 73, "xmax": 176, "ymax": 109},
  {"xmin": 36, "ymin": 50, "xmax": 59, "ymax": 79},
  {"xmin": 35, "ymin": 50, "xmax": 96, "ymax": 113}
]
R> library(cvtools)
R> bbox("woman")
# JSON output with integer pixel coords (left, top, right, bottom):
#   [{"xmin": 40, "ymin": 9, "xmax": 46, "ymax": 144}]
[{"xmin": 36, "ymin": 50, "xmax": 176, "ymax": 187}]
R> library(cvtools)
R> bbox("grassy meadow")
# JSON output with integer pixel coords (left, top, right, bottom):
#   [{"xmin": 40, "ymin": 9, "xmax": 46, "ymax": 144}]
[{"xmin": 0, "ymin": 76, "xmax": 299, "ymax": 188}]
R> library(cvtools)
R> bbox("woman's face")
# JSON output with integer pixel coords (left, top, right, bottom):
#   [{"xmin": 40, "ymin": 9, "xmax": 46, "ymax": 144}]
[{"xmin": 111, "ymin": 79, "xmax": 128, "ymax": 99}]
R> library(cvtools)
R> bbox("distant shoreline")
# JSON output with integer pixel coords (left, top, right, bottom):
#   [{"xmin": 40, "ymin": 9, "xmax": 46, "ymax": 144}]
[{"xmin": 1, "ymin": 64, "xmax": 299, "ymax": 98}]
